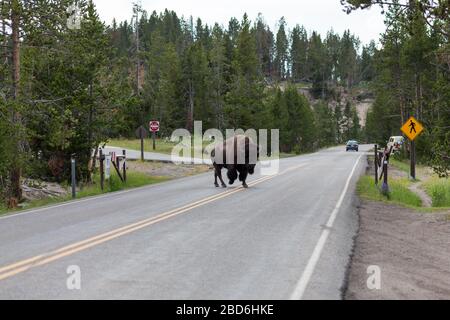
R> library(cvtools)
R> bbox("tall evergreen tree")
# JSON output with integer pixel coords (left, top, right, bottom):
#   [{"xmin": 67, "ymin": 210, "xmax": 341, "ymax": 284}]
[
  {"xmin": 290, "ymin": 25, "xmax": 308, "ymax": 82},
  {"xmin": 274, "ymin": 17, "xmax": 288, "ymax": 80}
]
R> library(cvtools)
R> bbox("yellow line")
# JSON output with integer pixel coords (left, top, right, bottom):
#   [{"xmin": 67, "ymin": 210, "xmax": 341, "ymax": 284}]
[
  {"xmin": 0, "ymin": 164, "xmax": 306, "ymax": 281},
  {"xmin": 0, "ymin": 176, "xmax": 273, "ymax": 275}
]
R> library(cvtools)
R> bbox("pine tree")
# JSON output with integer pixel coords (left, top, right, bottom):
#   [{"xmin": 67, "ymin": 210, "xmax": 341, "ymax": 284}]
[
  {"xmin": 290, "ymin": 25, "xmax": 308, "ymax": 82},
  {"xmin": 274, "ymin": 17, "xmax": 288, "ymax": 80},
  {"xmin": 209, "ymin": 24, "xmax": 228, "ymax": 129},
  {"xmin": 315, "ymin": 102, "xmax": 337, "ymax": 147},
  {"xmin": 225, "ymin": 14, "xmax": 264, "ymax": 129},
  {"xmin": 254, "ymin": 13, "xmax": 274, "ymax": 79}
]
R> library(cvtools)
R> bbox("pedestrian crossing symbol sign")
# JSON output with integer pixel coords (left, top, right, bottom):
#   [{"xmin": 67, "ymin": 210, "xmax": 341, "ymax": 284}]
[{"xmin": 401, "ymin": 116, "xmax": 424, "ymax": 141}]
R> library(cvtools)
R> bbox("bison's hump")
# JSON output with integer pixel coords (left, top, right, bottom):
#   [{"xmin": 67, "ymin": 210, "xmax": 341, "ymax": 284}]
[{"xmin": 211, "ymin": 135, "xmax": 257, "ymax": 165}]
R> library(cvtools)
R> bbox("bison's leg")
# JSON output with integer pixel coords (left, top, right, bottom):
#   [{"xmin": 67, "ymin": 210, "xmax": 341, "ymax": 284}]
[
  {"xmin": 227, "ymin": 166, "xmax": 238, "ymax": 185},
  {"xmin": 239, "ymin": 168, "xmax": 249, "ymax": 188},
  {"xmin": 215, "ymin": 165, "xmax": 227, "ymax": 188},
  {"xmin": 214, "ymin": 168, "xmax": 219, "ymax": 188}
]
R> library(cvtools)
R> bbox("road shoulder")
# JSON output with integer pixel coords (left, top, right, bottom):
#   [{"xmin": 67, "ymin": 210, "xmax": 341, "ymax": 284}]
[{"xmin": 345, "ymin": 200, "xmax": 450, "ymax": 299}]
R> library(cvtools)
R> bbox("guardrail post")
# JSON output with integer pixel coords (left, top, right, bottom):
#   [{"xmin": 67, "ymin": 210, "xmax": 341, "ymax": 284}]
[
  {"xmin": 99, "ymin": 148, "xmax": 104, "ymax": 191},
  {"xmin": 122, "ymin": 149, "xmax": 127, "ymax": 182},
  {"xmin": 71, "ymin": 155, "xmax": 76, "ymax": 199},
  {"xmin": 381, "ymin": 158, "xmax": 389, "ymax": 195}
]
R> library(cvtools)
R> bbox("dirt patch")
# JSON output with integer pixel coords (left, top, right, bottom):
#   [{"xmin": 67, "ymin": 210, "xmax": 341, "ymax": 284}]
[
  {"xmin": 345, "ymin": 200, "xmax": 450, "ymax": 300},
  {"xmin": 409, "ymin": 182, "xmax": 433, "ymax": 207},
  {"xmin": 126, "ymin": 160, "xmax": 211, "ymax": 178},
  {"xmin": 21, "ymin": 179, "xmax": 68, "ymax": 202}
]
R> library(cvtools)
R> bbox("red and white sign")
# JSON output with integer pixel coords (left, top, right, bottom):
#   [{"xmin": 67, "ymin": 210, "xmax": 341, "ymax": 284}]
[{"xmin": 149, "ymin": 121, "xmax": 160, "ymax": 132}]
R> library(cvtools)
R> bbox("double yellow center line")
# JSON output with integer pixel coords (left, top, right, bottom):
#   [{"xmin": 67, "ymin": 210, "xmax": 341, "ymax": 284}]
[{"xmin": 0, "ymin": 163, "xmax": 307, "ymax": 281}]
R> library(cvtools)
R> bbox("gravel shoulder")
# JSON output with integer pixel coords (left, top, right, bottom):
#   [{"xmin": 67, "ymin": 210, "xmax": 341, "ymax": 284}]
[
  {"xmin": 345, "ymin": 200, "xmax": 450, "ymax": 300},
  {"xmin": 126, "ymin": 160, "xmax": 211, "ymax": 178}
]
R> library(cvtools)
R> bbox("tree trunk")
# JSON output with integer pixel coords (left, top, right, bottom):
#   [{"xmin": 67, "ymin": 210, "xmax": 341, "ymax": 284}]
[
  {"xmin": 87, "ymin": 83, "xmax": 94, "ymax": 183},
  {"xmin": 1, "ymin": 1, "xmax": 7, "ymax": 66},
  {"xmin": 9, "ymin": 0, "xmax": 22, "ymax": 206},
  {"xmin": 12, "ymin": 0, "xmax": 20, "ymax": 100},
  {"xmin": 186, "ymin": 80, "xmax": 194, "ymax": 132}
]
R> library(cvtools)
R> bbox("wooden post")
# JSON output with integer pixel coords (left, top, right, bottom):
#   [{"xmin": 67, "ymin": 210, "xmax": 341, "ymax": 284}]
[
  {"xmin": 381, "ymin": 158, "xmax": 389, "ymax": 195},
  {"xmin": 99, "ymin": 149, "xmax": 104, "ymax": 191},
  {"xmin": 115, "ymin": 155, "xmax": 120, "ymax": 174},
  {"xmin": 122, "ymin": 149, "xmax": 127, "ymax": 182},
  {"xmin": 111, "ymin": 160, "xmax": 124, "ymax": 182},
  {"xmin": 374, "ymin": 144, "xmax": 378, "ymax": 185}
]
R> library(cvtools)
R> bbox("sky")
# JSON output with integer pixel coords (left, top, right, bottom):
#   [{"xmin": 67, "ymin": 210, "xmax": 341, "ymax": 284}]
[{"xmin": 92, "ymin": 0, "xmax": 386, "ymax": 45}]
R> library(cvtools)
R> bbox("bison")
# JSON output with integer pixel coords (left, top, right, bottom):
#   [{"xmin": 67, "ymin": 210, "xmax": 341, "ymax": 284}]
[{"xmin": 210, "ymin": 135, "xmax": 258, "ymax": 188}]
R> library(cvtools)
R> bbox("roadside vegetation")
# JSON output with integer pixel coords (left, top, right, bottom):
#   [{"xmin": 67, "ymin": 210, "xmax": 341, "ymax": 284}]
[
  {"xmin": 357, "ymin": 175, "xmax": 422, "ymax": 208},
  {"xmin": 0, "ymin": 170, "xmax": 169, "ymax": 216},
  {"xmin": 423, "ymin": 177, "xmax": 450, "ymax": 208},
  {"xmin": 357, "ymin": 156, "xmax": 450, "ymax": 210},
  {"xmin": 0, "ymin": 160, "xmax": 213, "ymax": 216}
]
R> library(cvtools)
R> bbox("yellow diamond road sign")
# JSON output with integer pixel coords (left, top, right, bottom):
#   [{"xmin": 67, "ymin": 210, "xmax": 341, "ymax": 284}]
[{"xmin": 401, "ymin": 116, "xmax": 424, "ymax": 141}]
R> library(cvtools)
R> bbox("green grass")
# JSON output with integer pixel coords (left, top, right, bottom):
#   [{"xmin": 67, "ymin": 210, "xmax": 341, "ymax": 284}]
[
  {"xmin": 0, "ymin": 171, "xmax": 170, "ymax": 216},
  {"xmin": 357, "ymin": 175, "xmax": 422, "ymax": 208},
  {"xmin": 389, "ymin": 157, "xmax": 450, "ymax": 208},
  {"xmin": 423, "ymin": 177, "xmax": 450, "ymax": 208},
  {"xmin": 390, "ymin": 158, "xmax": 411, "ymax": 174},
  {"xmin": 108, "ymin": 138, "xmax": 186, "ymax": 155}
]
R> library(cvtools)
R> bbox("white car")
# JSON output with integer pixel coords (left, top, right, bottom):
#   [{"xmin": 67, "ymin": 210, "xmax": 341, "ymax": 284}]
[{"xmin": 387, "ymin": 136, "xmax": 405, "ymax": 153}]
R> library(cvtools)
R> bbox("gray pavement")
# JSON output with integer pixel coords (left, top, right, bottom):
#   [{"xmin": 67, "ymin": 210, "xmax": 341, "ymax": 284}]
[{"xmin": 0, "ymin": 145, "xmax": 369, "ymax": 299}]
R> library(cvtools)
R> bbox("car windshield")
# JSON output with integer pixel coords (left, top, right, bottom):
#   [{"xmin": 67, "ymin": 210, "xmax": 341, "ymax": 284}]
[{"xmin": 348, "ymin": 141, "xmax": 358, "ymax": 144}]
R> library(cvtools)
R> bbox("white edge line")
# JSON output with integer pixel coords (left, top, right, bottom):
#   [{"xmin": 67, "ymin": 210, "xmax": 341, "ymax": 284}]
[{"xmin": 289, "ymin": 154, "xmax": 363, "ymax": 300}]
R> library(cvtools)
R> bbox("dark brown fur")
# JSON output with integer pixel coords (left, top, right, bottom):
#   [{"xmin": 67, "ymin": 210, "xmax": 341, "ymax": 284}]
[{"xmin": 211, "ymin": 135, "xmax": 258, "ymax": 188}]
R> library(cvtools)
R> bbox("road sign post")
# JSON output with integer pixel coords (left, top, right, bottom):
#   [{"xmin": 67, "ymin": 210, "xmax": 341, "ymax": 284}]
[
  {"xmin": 149, "ymin": 121, "xmax": 160, "ymax": 151},
  {"xmin": 410, "ymin": 140, "xmax": 416, "ymax": 180},
  {"xmin": 401, "ymin": 116, "xmax": 423, "ymax": 180},
  {"xmin": 152, "ymin": 132, "xmax": 156, "ymax": 150}
]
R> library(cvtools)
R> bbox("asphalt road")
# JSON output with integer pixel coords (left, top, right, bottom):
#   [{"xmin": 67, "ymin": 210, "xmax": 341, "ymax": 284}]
[{"xmin": 0, "ymin": 145, "xmax": 369, "ymax": 300}]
